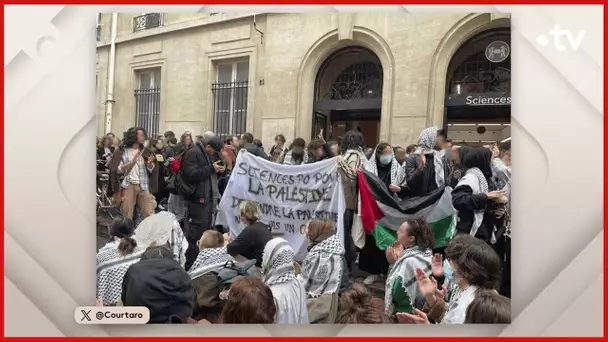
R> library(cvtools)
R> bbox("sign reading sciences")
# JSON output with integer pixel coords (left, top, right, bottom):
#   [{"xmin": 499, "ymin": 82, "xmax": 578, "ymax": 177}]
[{"xmin": 445, "ymin": 92, "xmax": 511, "ymax": 107}]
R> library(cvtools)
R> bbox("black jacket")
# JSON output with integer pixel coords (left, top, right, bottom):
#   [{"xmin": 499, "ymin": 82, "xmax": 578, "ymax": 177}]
[
  {"xmin": 404, "ymin": 153, "xmax": 451, "ymax": 197},
  {"xmin": 181, "ymin": 142, "xmax": 215, "ymax": 203},
  {"xmin": 451, "ymin": 184, "xmax": 499, "ymax": 242},
  {"xmin": 244, "ymin": 143, "xmax": 268, "ymax": 159}
]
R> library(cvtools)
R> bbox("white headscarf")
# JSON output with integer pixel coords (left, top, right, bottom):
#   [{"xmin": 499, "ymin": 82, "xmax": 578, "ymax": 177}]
[
  {"xmin": 415, "ymin": 127, "xmax": 445, "ymax": 188},
  {"xmin": 262, "ymin": 238, "xmax": 309, "ymax": 324}
]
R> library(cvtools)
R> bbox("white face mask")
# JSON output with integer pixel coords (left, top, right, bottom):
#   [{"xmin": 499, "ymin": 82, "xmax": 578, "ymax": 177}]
[{"xmin": 379, "ymin": 154, "xmax": 393, "ymax": 165}]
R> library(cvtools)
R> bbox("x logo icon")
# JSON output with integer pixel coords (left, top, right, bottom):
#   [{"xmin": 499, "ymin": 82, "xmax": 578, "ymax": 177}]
[{"xmin": 80, "ymin": 310, "xmax": 92, "ymax": 322}]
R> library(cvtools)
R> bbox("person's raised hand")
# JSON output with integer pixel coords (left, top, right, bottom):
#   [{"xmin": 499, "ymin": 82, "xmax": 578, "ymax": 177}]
[
  {"xmin": 415, "ymin": 268, "xmax": 438, "ymax": 305},
  {"xmin": 396, "ymin": 309, "xmax": 430, "ymax": 324},
  {"xmin": 431, "ymin": 253, "xmax": 444, "ymax": 278},
  {"xmin": 389, "ymin": 184, "xmax": 401, "ymax": 193},
  {"xmin": 318, "ymin": 129, "xmax": 326, "ymax": 144}
]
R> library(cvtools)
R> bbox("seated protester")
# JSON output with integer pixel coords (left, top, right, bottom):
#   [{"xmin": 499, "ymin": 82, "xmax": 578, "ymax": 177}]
[
  {"xmin": 396, "ymin": 235, "xmax": 502, "ymax": 324},
  {"xmin": 96, "ymin": 217, "xmax": 145, "ymax": 306},
  {"xmin": 465, "ymin": 291, "xmax": 511, "ymax": 324},
  {"xmin": 133, "ymin": 211, "xmax": 188, "ymax": 268},
  {"xmin": 300, "ymin": 219, "xmax": 348, "ymax": 297},
  {"xmin": 219, "ymin": 276, "xmax": 277, "ymax": 324},
  {"xmin": 452, "ymin": 147, "xmax": 508, "ymax": 243},
  {"xmin": 404, "ymin": 127, "xmax": 451, "ymax": 197},
  {"xmin": 283, "ymin": 138, "xmax": 308, "ymax": 165},
  {"xmin": 335, "ymin": 283, "xmax": 391, "ymax": 324},
  {"xmin": 384, "ymin": 218, "xmax": 434, "ymax": 317},
  {"xmin": 121, "ymin": 246, "xmax": 197, "ymax": 324},
  {"xmin": 188, "ymin": 230, "xmax": 235, "ymax": 323},
  {"xmin": 226, "ymin": 201, "xmax": 273, "ymax": 267},
  {"xmin": 262, "ymin": 238, "xmax": 309, "ymax": 324}
]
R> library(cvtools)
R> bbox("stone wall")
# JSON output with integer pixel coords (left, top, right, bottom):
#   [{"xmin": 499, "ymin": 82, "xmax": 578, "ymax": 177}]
[{"xmin": 96, "ymin": 12, "xmax": 510, "ymax": 148}]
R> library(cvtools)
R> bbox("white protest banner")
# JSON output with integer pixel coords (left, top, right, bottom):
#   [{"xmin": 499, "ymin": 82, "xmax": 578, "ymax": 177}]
[{"xmin": 216, "ymin": 150, "xmax": 345, "ymax": 261}]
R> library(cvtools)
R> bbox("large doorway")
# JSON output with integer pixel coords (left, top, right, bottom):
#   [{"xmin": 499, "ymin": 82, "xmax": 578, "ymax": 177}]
[
  {"xmin": 313, "ymin": 46, "xmax": 383, "ymax": 147},
  {"xmin": 444, "ymin": 28, "xmax": 511, "ymax": 146}
]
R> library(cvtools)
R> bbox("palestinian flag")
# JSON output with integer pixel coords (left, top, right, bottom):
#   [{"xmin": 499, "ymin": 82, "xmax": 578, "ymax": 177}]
[{"xmin": 357, "ymin": 169, "xmax": 456, "ymax": 250}]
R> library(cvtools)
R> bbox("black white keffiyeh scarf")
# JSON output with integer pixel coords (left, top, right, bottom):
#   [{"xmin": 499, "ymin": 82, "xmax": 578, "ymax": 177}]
[
  {"xmin": 300, "ymin": 234, "xmax": 345, "ymax": 298},
  {"xmin": 262, "ymin": 238, "xmax": 297, "ymax": 286},
  {"xmin": 384, "ymin": 246, "xmax": 433, "ymax": 315},
  {"xmin": 364, "ymin": 145, "xmax": 406, "ymax": 187},
  {"xmin": 415, "ymin": 127, "xmax": 446, "ymax": 188},
  {"xmin": 96, "ymin": 241, "xmax": 146, "ymax": 306},
  {"xmin": 187, "ymin": 246, "xmax": 234, "ymax": 280}
]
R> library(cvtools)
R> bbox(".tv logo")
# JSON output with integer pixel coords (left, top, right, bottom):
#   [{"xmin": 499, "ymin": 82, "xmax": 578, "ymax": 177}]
[{"xmin": 537, "ymin": 25, "xmax": 586, "ymax": 51}]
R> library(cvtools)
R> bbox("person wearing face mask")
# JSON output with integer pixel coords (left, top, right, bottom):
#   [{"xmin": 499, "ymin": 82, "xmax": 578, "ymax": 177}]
[
  {"xmin": 364, "ymin": 142, "xmax": 407, "ymax": 198},
  {"xmin": 283, "ymin": 138, "xmax": 309, "ymax": 165},
  {"xmin": 359, "ymin": 142, "xmax": 407, "ymax": 285},
  {"xmin": 396, "ymin": 235, "xmax": 503, "ymax": 324},
  {"xmin": 384, "ymin": 218, "xmax": 434, "ymax": 317}
]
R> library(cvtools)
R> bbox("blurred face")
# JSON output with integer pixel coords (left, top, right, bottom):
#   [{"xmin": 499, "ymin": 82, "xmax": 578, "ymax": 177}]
[
  {"xmin": 136, "ymin": 130, "xmax": 146, "ymax": 144},
  {"xmin": 275, "ymin": 138, "xmax": 284, "ymax": 147},
  {"xmin": 311, "ymin": 147, "xmax": 324, "ymax": 159},
  {"xmin": 436, "ymin": 136, "xmax": 446, "ymax": 150},
  {"xmin": 184, "ymin": 135, "xmax": 192, "ymax": 146},
  {"xmin": 395, "ymin": 149, "xmax": 406, "ymax": 163},
  {"xmin": 330, "ymin": 143, "xmax": 339, "ymax": 156},
  {"xmin": 155, "ymin": 140, "xmax": 164, "ymax": 150},
  {"xmin": 450, "ymin": 146, "xmax": 462, "ymax": 165},
  {"xmin": 102, "ymin": 138, "xmax": 111, "ymax": 147},
  {"xmin": 112, "ymin": 137, "xmax": 119, "ymax": 146},
  {"xmin": 397, "ymin": 222, "xmax": 415, "ymax": 249},
  {"xmin": 232, "ymin": 136, "xmax": 240, "ymax": 147},
  {"xmin": 502, "ymin": 150, "xmax": 511, "ymax": 167},
  {"xmin": 292, "ymin": 146, "xmax": 305, "ymax": 156},
  {"xmin": 205, "ymin": 145, "xmax": 217, "ymax": 156},
  {"xmin": 377, "ymin": 146, "xmax": 393, "ymax": 166}
]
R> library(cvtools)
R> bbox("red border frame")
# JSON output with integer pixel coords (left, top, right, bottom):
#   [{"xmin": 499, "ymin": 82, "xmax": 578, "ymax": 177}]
[{"xmin": 0, "ymin": 2, "xmax": 606, "ymax": 340}]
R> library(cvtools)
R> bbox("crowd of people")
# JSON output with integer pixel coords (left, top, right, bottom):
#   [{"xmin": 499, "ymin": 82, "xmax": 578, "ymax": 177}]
[{"xmin": 95, "ymin": 125, "xmax": 512, "ymax": 324}]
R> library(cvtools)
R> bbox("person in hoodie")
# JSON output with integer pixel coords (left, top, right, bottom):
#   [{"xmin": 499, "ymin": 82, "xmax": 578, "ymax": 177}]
[{"xmin": 240, "ymin": 132, "xmax": 268, "ymax": 159}]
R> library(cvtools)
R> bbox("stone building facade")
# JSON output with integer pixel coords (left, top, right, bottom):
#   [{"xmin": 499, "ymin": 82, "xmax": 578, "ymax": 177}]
[{"xmin": 96, "ymin": 12, "xmax": 511, "ymax": 148}]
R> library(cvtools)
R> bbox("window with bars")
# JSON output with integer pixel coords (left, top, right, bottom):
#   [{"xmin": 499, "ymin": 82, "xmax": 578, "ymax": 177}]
[
  {"xmin": 134, "ymin": 68, "xmax": 161, "ymax": 138},
  {"xmin": 133, "ymin": 13, "xmax": 165, "ymax": 32},
  {"xmin": 212, "ymin": 59, "xmax": 249, "ymax": 139}
]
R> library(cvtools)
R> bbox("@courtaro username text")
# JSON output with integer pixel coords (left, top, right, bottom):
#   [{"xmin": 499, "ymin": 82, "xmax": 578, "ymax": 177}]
[{"xmin": 95, "ymin": 311, "xmax": 144, "ymax": 320}]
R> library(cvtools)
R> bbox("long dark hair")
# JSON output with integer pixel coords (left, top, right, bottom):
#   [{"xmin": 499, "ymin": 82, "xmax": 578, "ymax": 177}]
[
  {"xmin": 341, "ymin": 130, "xmax": 365, "ymax": 154},
  {"xmin": 122, "ymin": 127, "xmax": 146, "ymax": 150},
  {"xmin": 109, "ymin": 217, "xmax": 137, "ymax": 255}
]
